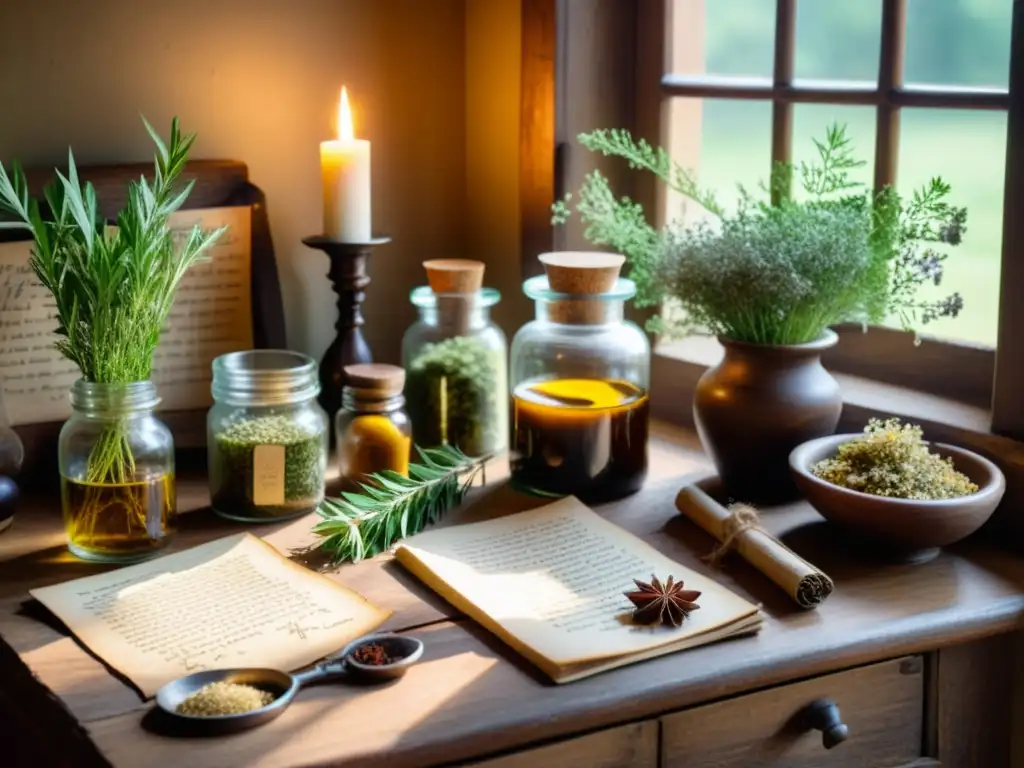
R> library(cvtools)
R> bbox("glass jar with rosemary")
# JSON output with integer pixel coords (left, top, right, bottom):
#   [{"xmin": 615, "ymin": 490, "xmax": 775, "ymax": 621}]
[
  {"xmin": 0, "ymin": 118, "xmax": 223, "ymax": 563},
  {"xmin": 59, "ymin": 382, "xmax": 175, "ymax": 562},
  {"xmin": 401, "ymin": 260, "xmax": 508, "ymax": 458},
  {"xmin": 208, "ymin": 350, "xmax": 328, "ymax": 522}
]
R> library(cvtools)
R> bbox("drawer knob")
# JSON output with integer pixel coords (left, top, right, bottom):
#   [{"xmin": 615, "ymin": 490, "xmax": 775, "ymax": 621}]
[{"xmin": 804, "ymin": 698, "xmax": 848, "ymax": 749}]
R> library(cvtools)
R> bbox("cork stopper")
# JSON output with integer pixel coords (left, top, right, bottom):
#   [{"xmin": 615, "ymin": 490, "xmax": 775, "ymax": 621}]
[
  {"xmin": 537, "ymin": 252, "xmax": 626, "ymax": 324},
  {"xmin": 538, "ymin": 252, "xmax": 625, "ymax": 295},
  {"xmin": 423, "ymin": 259, "xmax": 485, "ymax": 294},
  {"xmin": 343, "ymin": 363, "xmax": 405, "ymax": 398}
]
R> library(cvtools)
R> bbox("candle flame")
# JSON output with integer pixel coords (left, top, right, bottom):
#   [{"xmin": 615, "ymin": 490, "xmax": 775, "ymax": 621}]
[{"xmin": 337, "ymin": 86, "xmax": 355, "ymax": 142}]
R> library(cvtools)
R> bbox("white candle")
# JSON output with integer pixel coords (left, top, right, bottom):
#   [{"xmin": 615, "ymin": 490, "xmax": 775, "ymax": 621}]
[{"xmin": 320, "ymin": 86, "xmax": 371, "ymax": 241}]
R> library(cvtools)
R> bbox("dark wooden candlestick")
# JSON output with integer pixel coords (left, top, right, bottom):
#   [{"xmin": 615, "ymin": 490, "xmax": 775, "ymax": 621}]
[{"xmin": 302, "ymin": 235, "xmax": 391, "ymax": 424}]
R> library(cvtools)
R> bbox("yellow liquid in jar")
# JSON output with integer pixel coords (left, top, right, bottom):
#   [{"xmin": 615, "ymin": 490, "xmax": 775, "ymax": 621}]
[{"xmin": 61, "ymin": 475, "xmax": 176, "ymax": 562}]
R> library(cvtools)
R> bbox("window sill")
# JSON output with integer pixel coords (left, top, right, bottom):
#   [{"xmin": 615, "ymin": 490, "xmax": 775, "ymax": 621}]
[
  {"xmin": 650, "ymin": 338, "xmax": 1024, "ymax": 500},
  {"xmin": 650, "ymin": 337, "xmax": 1024, "ymax": 544},
  {"xmin": 653, "ymin": 336, "xmax": 991, "ymax": 436}
]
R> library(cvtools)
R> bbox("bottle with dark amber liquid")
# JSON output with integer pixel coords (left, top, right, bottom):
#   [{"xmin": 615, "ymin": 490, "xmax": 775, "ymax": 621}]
[{"xmin": 509, "ymin": 252, "xmax": 650, "ymax": 503}]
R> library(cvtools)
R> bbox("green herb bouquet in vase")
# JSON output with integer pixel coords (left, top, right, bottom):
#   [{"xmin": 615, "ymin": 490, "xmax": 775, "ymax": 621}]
[
  {"xmin": 557, "ymin": 125, "xmax": 967, "ymax": 502},
  {"xmin": 0, "ymin": 119, "xmax": 223, "ymax": 561}
]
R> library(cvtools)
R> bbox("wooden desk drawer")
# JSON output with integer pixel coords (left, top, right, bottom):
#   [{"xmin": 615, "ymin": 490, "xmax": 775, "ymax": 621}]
[
  {"xmin": 466, "ymin": 720, "xmax": 658, "ymax": 768},
  {"xmin": 661, "ymin": 656, "xmax": 924, "ymax": 768}
]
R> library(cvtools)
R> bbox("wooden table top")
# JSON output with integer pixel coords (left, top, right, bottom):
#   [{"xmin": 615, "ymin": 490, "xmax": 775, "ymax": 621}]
[{"xmin": 4, "ymin": 421, "xmax": 1024, "ymax": 767}]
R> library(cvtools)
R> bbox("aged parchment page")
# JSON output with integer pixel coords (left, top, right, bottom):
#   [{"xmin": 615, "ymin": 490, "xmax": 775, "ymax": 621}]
[
  {"xmin": 396, "ymin": 497, "xmax": 761, "ymax": 682},
  {"xmin": 0, "ymin": 205, "xmax": 253, "ymax": 425},
  {"xmin": 30, "ymin": 533, "xmax": 390, "ymax": 697}
]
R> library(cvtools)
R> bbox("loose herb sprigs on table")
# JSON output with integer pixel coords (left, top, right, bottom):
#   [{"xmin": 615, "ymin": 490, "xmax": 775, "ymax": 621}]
[{"xmin": 313, "ymin": 445, "xmax": 486, "ymax": 564}]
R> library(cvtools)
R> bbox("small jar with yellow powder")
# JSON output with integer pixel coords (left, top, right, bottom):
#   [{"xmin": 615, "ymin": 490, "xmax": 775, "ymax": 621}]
[{"xmin": 337, "ymin": 364, "xmax": 412, "ymax": 488}]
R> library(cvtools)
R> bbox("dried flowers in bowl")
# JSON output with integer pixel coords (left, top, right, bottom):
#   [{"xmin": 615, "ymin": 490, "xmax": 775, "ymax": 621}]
[
  {"xmin": 789, "ymin": 425, "xmax": 1005, "ymax": 562},
  {"xmin": 811, "ymin": 419, "xmax": 978, "ymax": 500}
]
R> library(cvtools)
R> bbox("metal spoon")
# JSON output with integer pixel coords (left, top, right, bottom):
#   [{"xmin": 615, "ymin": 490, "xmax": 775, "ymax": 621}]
[{"xmin": 153, "ymin": 634, "xmax": 424, "ymax": 735}]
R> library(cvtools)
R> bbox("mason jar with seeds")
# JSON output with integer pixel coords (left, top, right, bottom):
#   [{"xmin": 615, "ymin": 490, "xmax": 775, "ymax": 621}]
[{"xmin": 207, "ymin": 350, "xmax": 328, "ymax": 522}]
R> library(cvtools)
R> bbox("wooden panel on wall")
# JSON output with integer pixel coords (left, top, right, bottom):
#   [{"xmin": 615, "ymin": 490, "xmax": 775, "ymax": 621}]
[
  {"xmin": 520, "ymin": 0, "xmax": 557, "ymax": 276},
  {"xmin": 559, "ymin": 0, "xmax": 639, "ymax": 254},
  {"xmin": 661, "ymin": 657, "xmax": 924, "ymax": 768},
  {"xmin": 466, "ymin": 720, "xmax": 658, "ymax": 768}
]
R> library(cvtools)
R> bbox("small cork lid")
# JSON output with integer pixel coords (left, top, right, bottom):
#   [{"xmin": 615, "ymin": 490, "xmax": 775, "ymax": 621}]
[
  {"xmin": 343, "ymin": 363, "xmax": 405, "ymax": 397},
  {"xmin": 423, "ymin": 259, "xmax": 485, "ymax": 294},
  {"xmin": 539, "ymin": 251, "xmax": 625, "ymax": 295}
]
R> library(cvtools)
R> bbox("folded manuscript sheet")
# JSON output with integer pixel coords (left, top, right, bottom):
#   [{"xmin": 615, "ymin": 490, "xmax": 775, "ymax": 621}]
[
  {"xmin": 31, "ymin": 533, "xmax": 389, "ymax": 697},
  {"xmin": 397, "ymin": 497, "xmax": 762, "ymax": 683}
]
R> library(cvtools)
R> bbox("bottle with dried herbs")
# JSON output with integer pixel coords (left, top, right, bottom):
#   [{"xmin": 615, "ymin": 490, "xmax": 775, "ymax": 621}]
[
  {"xmin": 208, "ymin": 351, "xmax": 328, "ymax": 522},
  {"xmin": 336, "ymin": 363, "xmax": 412, "ymax": 489},
  {"xmin": 402, "ymin": 260, "xmax": 507, "ymax": 457}
]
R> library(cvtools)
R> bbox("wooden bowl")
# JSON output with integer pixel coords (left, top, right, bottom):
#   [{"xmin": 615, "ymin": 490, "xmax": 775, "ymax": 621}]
[{"xmin": 789, "ymin": 434, "xmax": 1005, "ymax": 563}]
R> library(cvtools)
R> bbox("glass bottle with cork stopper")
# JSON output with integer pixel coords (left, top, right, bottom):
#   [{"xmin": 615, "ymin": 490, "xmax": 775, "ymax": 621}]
[
  {"xmin": 509, "ymin": 252, "xmax": 650, "ymax": 503},
  {"xmin": 402, "ymin": 259, "xmax": 508, "ymax": 457},
  {"xmin": 336, "ymin": 363, "xmax": 412, "ymax": 489}
]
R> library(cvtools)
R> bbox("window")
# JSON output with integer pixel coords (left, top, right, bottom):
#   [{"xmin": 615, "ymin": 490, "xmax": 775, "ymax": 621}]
[
  {"xmin": 663, "ymin": 0, "xmax": 1010, "ymax": 350},
  {"xmin": 524, "ymin": 1, "xmax": 1019, "ymax": 438},
  {"xmin": 522, "ymin": 0, "xmax": 1024, "ymax": 438},
  {"xmin": 659, "ymin": 0, "xmax": 1021, "ymax": 428}
]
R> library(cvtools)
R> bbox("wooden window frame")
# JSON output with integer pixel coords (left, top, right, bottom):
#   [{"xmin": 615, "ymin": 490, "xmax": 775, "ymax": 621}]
[
  {"xmin": 522, "ymin": 0, "xmax": 1024, "ymax": 441},
  {"xmin": 651, "ymin": 0, "xmax": 1024, "ymax": 438},
  {"xmin": 657, "ymin": 0, "xmax": 1014, "ymax": 408}
]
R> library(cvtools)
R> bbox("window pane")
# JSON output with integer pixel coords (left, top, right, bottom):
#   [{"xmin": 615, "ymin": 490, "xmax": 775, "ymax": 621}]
[
  {"xmin": 665, "ymin": 99, "xmax": 773, "ymax": 224},
  {"xmin": 893, "ymin": 110, "xmax": 1006, "ymax": 346},
  {"xmin": 906, "ymin": 0, "xmax": 1011, "ymax": 88},
  {"xmin": 668, "ymin": 0, "xmax": 776, "ymax": 77},
  {"xmin": 795, "ymin": 1, "xmax": 881, "ymax": 82},
  {"xmin": 792, "ymin": 105, "xmax": 876, "ymax": 197}
]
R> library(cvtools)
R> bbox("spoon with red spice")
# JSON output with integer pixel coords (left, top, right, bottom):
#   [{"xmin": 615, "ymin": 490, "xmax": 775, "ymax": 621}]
[{"xmin": 154, "ymin": 634, "xmax": 424, "ymax": 734}]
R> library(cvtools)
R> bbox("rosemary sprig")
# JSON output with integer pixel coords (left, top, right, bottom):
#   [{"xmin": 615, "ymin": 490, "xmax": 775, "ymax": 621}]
[
  {"xmin": 313, "ymin": 445, "xmax": 487, "ymax": 564},
  {"xmin": 0, "ymin": 117, "xmax": 224, "ymax": 385},
  {"xmin": 0, "ymin": 117, "xmax": 222, "ymax": 486}
]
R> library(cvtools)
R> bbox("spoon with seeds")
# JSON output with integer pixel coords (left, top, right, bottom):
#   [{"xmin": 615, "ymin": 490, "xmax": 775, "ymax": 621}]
[{"xmin": 153, "ymin": 633, "xmax": 424, "ymax": 735}]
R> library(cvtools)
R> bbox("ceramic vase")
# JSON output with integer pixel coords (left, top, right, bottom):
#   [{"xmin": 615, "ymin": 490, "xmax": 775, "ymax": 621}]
[{"xmin": 693, "ymin": 330, "xmax": 842, "ymax": 503}]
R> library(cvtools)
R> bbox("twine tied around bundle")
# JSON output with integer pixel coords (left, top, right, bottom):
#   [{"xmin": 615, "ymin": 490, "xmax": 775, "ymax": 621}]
[{"xmin": 705, "ymin": 503, "xmax": 762, "ymax": 566}]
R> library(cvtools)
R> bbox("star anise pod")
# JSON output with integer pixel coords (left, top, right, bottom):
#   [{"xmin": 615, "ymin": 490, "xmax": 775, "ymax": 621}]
[{"xmin": 624, "ymin": 574, "xmax": 701, "ymax": 627}]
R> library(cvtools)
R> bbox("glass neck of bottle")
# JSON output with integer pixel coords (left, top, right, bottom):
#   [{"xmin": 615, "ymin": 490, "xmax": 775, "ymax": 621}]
[
  {"xmin": 535, "ymin": 299, "xmax": 624, "ymax": 325},
  {"xmin": 211, "ymin": 350, "xmax": 320, "ymax": 407},
  {"xmin": 419, "ymin": 298, "xmax": 491, "ymax": 331},
  {"xmin": 342, "ymin": 390, "xmax": 406, "ymax": 414},
  {"xmin": 70, "ymin": 380, "xmax": 160, "ymax": 416}
]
